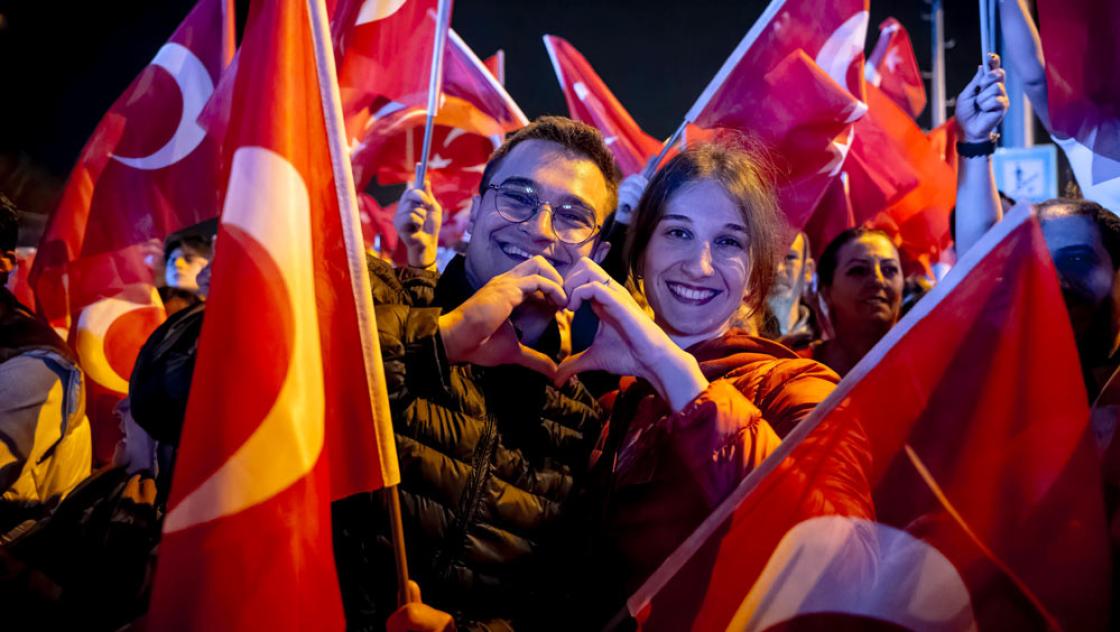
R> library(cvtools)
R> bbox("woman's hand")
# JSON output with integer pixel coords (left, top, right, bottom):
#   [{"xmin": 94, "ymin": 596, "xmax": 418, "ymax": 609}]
[
  {"xmin": 955, "ymin": 54, "xmax": 1010, "ymax": 143},
  {"xmin": 394, "ymin": 176, "xmax": 442, "ymax": 269},
  {"xmin": 556, "ymin": 258, "xmax": 708, "ymax": 411}
]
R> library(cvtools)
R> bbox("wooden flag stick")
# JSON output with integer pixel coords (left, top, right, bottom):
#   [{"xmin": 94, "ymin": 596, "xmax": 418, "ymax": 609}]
[
  {"xmin": 306, "ymin": 0, "xmax": 410, "ymax": 606},
  {"xmin": 415, "ymin": 0, "xmax": 454, "ymax": 186}
]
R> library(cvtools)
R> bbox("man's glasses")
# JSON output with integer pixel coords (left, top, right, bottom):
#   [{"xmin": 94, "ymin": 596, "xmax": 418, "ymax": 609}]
[{"xmin": 487, "ymin": 183, "xmax": 600, "ymax": 245}]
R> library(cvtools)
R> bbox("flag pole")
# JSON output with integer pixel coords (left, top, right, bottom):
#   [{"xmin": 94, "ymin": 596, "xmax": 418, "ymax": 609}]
[
  {"xmin": 307, "ymin": 0, "xmax": 410, "ymax": 607},
  {"xmin": 930, "ymin": 0, "xmax": 947, "ymax": 127},
  {"xmin": 979, "ymin": 0, "xmax": 992, "ymax": 62},
  {"xmin": 414, "ymin": 0, "xmax": 454, "ymax": 187},
  {"xmin": 642, "ymin": 121, "xmax": 687, "ymax": 179}
]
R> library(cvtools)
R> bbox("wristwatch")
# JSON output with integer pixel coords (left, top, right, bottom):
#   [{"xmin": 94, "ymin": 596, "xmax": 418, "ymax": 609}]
[{"xmin": 957, "ymin": 131, "xmax": 1000, "ymax": 158}]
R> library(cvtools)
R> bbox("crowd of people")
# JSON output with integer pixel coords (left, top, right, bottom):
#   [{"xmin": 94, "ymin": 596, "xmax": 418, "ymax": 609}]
[{"xmin": 2, "ymin": 2, "xmax": 1120, "ymax": 629}]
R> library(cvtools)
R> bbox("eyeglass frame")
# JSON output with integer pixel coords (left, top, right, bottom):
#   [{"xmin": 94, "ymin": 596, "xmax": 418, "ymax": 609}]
[{"xmin": 485, "ymin": 182, "xmax": 603, "ymax": 245}]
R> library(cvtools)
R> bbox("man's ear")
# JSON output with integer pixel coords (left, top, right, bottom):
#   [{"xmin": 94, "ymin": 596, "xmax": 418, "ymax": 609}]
[
  {"xmin": 803, "ymin": 259, "xmax": 816, "ymax": 287},
  {"xmin": 591, "ymin": 240, "xmax": 611, "ymax": 264},
  {"xmin": 462, "ymin": 194, "xmax": 482, "ymax": 235}
]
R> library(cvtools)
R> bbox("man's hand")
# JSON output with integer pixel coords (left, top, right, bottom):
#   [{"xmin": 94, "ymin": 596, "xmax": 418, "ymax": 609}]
[
  {"xmin": 386, "ymin": 581, "xmax": 456, "ymax": 632},
  {"xmin": 438, "ymin": 256, "xmax": 567, "ymax": 377},
  {"xmin": 394, "ymin": 178, "xmax": 442, "ymax": 269},
  {"xmin": 613, "ymin": 173, "xmax": 650, "ymax": 226},
  {"xmin": 955, "ymin": 54, "xmax": 1010, "ymax": 143}
]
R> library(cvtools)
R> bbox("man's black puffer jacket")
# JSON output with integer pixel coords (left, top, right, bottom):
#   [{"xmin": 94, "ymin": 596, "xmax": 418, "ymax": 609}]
[{"xmin": 332, "ymin": 256, "xmax": 604, "ymax": 631}]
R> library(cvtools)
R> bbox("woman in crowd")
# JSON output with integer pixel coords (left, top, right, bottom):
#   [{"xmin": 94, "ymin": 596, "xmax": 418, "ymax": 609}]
[
  {"xmin": 800, "ymin": 228, "xmax": 904, "ymax": 377},
  {"xmin": 552, "ymin": 140, "xmax": 842, "ymax": 622}
]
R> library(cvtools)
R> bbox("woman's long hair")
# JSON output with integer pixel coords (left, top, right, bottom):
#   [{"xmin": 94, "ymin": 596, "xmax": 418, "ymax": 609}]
[{"xmin": 623, "ymin": 136, "xmax": 787, "ymax": 317}]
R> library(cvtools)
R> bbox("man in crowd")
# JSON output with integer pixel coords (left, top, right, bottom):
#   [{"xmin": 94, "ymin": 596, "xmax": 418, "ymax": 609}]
[
  {"xmin": 0, "ymin": 193, "xmax": 91, "ymax": 538},
  {"xmin": 761, "ymin": 231, "xmax": 818, "ymax": 349},
  {"xmin": 333, "ymin": 116, "xmax": 620, "ymax": 631}
]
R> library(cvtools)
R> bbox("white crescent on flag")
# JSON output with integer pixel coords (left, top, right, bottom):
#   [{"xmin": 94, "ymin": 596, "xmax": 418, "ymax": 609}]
[
  {"xmin": 730, "ymin": 516, "xmax": 977, "ymax": 632},
  {"xmin": 356, "ymin": 0, "xmax": 409, "ymax": 25},
  {"xmin": 815, "ymin": 11, "xmax": 870, "ymax": 93},
  {"xmin": 75, "ymin": 292, "xmax": 164, "ymax": 393},
  {"xmin": 112, "ymin": 43, "xmax": 214, "ymax": 171},
  {"xmin": 164, "ymin": 147, "xmax": 325, "ymax": 533}
]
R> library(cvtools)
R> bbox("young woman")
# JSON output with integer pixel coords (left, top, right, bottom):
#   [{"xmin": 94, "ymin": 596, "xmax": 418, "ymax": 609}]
[
  {"xmin": 801, "ymin": 228, "xmax": 904, "ymax": 377},
  {"xmin": 555, "ymin": 141, "xmax": 841, "ymax": 619}
]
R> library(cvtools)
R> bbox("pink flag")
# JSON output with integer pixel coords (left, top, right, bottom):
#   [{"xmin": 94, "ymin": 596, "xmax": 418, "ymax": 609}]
[
  {"xmin": 865, "ymin": 18, "xmax": 926, "ymax": 119},
  {"xmin": 146, "ymin": 0, "xmax": 397, "ymax": 627},
  {"xmin": 624, "ymin": 206, "xmax": 1110, "ymax": 630},
  {"xmin": 29, "ymin": 0, "xmax": 233, "ymax": 463},
  {"xmin": 543, "ymin": 35, "xmax": 661, "ymax": 176}
]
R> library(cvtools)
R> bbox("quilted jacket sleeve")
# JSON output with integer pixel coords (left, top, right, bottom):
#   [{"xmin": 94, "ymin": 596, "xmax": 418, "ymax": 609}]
[
  {"xmin": 663, "ymin": 380, "xmax": 782, "ymax": 507},
  {"xmin": 662, "ymin": 357, "xmax": 840, "ymax": 508}
]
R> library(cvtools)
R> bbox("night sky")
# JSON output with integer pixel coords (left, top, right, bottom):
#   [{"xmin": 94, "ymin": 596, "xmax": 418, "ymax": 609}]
[{"xmin": 0, "ymin": 0, "xmax": 1027, "ymax": 230}]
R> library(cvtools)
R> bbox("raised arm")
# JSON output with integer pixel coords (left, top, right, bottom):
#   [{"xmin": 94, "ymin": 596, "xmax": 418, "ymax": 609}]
[
  {"xmin": 998, "ymin": 0, "xmax": 1052, "ymax": 130},
  {"xmin": 953, "ymin": 55, "xmax": 1010, "ymax": 256}
]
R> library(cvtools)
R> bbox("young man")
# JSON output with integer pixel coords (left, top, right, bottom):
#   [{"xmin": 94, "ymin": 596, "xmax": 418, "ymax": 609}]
[{"xmin": 333, "ymin": 117, "xmax": 621, "ymax": 631}]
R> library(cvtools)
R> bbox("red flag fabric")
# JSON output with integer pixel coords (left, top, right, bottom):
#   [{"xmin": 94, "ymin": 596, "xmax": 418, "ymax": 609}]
[
  {"xmin": 624, "ymin": 205, "xmax": 1110, "ymax": 630},
  {"xmin": 841, "ymin": 83, "xmax": 955, "ymax": 272},
  {"xmin": 350, "ymin": 27, "xmax": 524, "ymax": 249},
  {"xmin": 335, "ymin": 0, "xmax": 441, "ymax": 139},
  {"xmin": 927, "ymin": 116, "xmax": 960, "ymax": 175},
  {"xmin": 5, "ymin": 248, "xmax": 38, "ymax": 312},
  {"xmin": 865, "ymin": 18, "xmax": 926, "ymax": 119},
  {"xmin": 1036, "ymin": 0, "xmax": 1120, "ymax": 206},
  {"xmin": 682, "ymin": 0, "xmax": 869, "ymax": 228},
  {"xmin": 484, "ymin": 49, "xmax": 506, "ymax": 85},
  {"xmin": 687, "ymin": 0, "xmax": 869, "ymax": 111},
  {"xmin": 542, "ymin": 35, "xmax": 661, "ymax": 176},
  {"xmin": 29, "ymin": 0, "xmax": 233, "ymax": 463},
  {"xmin": 147, "ymin": 0, "xmax": 397, "ymax": 628},
  {"xmin": 802, "ymin": 173, "xmax": 857, "ymax": 259},
  {"xmin": 689, "ymin": 49, "xmax": 865, "ymax": 230}
]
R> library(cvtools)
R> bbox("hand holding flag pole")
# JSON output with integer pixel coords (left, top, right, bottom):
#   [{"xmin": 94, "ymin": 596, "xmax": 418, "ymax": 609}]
[
  {"xmin": 413, "ymin": 0, "xmax": 454, "ymax": 193},
  {"xmin": 307, "ymin": 0, "xmax": 412, "ymax": 608}
]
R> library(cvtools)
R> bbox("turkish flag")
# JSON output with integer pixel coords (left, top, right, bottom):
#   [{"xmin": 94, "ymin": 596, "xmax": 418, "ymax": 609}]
[
  {"xmin": 146, "ymin": 0, "xmax": 398, "ymax": 628},
  {"xmin": 543, "ymin": 35, "xmax": 661, "ymax": 176},
  {"xmin": 334, "ymin": 0, "xmax": 444, "ymax": 140},
  {"xmin": 484, "ymin": 49, "xmax": 505, "ymax": 85},
  {"xmin": 927, "ymin": 116, "xmax": 960, "ymax": 175},
  {"xmin": 865, "ymin": 17, "xmax": 926, "ymax": 119},
  {"xmin": 689, "ymin": 49, "xmax": 865, "ymax": 230},
  {"xmin": 624, "ymin": 206, "xmax": 1110, "ymax": 630},
  {"xmin": 802, "ymin": 173, "xmax": 857, "ymax": 259},
  {"xmin": 349, "ymin": 26, "xmax": 524, "ymax": 248},
  {"xmin": 682, "ymin": 0, "xmax": 869, "ymax": 229},
  {"xmin": 1036, "ymin": 0, "xmax": 1120, "ymax": 174},
  {"xmin": 29, "ymin": 0, "xmax": 233, "ymax": 464},
  {"xmin": 687, "ymin": 0, "xmax": 869, "ymax": 108},
  {"xmin": 841, "ymin": 84, "xmax": 955, "ymax": 270},
  {"xmin": 1033, "ymin": 0, "xmax": 1120, "ymax": 209}
]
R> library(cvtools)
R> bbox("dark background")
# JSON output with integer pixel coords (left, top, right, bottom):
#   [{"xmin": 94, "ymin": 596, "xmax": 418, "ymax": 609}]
[{"xmin": 0, "ymin": 0, "xmax": 1033, "ymax": 241}]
